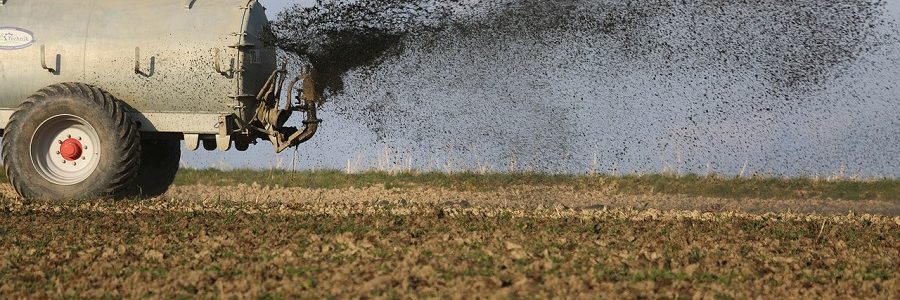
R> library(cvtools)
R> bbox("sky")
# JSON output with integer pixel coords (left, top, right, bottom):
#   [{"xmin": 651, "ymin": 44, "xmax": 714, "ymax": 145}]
[{"xmin": 263, "ymin": 0, "xmax": 312, "ymax": 14}]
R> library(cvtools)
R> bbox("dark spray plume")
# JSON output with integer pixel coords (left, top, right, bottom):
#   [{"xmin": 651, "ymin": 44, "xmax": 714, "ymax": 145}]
[
  {"xmin": 265, "ymin": 0, "xmax": 900, "ymax": 176},
  {"xmin": 270, "ymin": 0, "xmax": 887, "ymax": 98},
  {"xmin": 269, "ymin": 0, "xmax": 482, "ymax": 103}
]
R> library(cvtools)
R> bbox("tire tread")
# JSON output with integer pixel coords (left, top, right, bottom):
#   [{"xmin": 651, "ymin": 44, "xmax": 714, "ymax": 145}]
[{"xmin": 2, "ymin": 83, "xmax": 141, "ymax": 199}]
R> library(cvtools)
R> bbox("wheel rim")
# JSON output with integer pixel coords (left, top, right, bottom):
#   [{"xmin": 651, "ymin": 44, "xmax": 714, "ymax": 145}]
[{"xmin": 30, "ymin": 114, "xmax": 102, "ymax": 186}]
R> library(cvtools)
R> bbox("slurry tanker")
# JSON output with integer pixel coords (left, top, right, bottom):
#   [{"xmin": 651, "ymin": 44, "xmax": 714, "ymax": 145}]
[{"xmin": 0, "ymin": 0, "xmax": 321, "ymax": 199}]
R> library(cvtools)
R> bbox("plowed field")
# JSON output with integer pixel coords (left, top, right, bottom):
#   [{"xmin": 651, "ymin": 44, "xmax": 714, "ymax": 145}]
[{"xmin": 1, "ymin": 183, "xmax": 898, "ymax": 298}]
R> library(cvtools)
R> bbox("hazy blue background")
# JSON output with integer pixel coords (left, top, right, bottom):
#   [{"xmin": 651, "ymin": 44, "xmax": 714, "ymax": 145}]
[
  {"xmin": 264, "ymin": 0, "xmax": 310, "ymax": 14},
  {"xmin": 182, "ymin": 0, "xmax": 900, "ymax": 178}
]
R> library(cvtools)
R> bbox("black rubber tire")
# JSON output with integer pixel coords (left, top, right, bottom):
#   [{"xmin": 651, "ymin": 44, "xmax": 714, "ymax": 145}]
[
  {"xmin": 127, "ymin": 139, "xmax": 181, "ymax": 198},
  {"xmin": 1, "ymin": 83, "xmax": 142, "ymax": 200}
]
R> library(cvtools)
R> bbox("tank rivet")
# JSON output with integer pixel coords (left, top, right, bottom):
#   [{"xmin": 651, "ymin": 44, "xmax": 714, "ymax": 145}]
[
  {"xmin": 56, "ymin": 151, "xmax": 61, "ymax": 154},
  {"xmin": 67, "ymin": 134, "xmax": 71, "ymax": 138},
  {"xmin": 73, "ymin": 162, "xmax": 77, "ymax": 166},
  {"xmin": 58, "ymin": 140, "xmax": 63, "ymax": 144}
]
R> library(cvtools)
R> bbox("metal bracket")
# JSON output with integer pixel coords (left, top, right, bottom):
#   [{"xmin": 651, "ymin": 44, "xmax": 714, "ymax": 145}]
[
  {"xmin": 129, "ymin": 112, "xmax": 224, "ymax": 134},
  {"xmin": 228, "ymin": 94, "xmax": 256, "ymax": 99},
  {"xmin": 40, "ymin": 45, "xmax": 57, "ymax": 73},
  {"xmin": 216, "ymin": 135, "xmax": 232, "ymax": 151},
  {"xmin": 184, "ymin": 134, "xmax": 200, "ymax": 151},
  {"xmin": 217, "ymin": 115, "xmax": 229, "ymax": 137},
  {"xmin": 216, "ymin": 115, "xmax": 232, "ymax": 151},
  {"xmin": 185, "ymin": 0, "xmax": 196, "ymax": 9},
  {"xmin": 134, "ymin": 47, "xmax": 153, "ymax": 76},
  {"xmin": 228, "ymin": 42, "xmax": 255, "ymax": 49}
]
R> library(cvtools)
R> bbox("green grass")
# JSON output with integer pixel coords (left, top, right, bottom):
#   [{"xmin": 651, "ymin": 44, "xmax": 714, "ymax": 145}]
[{"xmin": 170, "ymin": 169, "xmax": 900, "ymax": 202}]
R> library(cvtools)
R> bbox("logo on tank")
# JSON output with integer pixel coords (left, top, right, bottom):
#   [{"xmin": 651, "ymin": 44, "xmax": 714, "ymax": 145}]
[{"xmin": 0, "ymin": 27, "xmax": 34, "ymax": 50}]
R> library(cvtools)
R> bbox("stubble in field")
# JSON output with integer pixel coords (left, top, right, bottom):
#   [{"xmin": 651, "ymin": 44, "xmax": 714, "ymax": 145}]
[{"xmin": 0, "ymin": 182, "xmax": 897, "ymax": 298}]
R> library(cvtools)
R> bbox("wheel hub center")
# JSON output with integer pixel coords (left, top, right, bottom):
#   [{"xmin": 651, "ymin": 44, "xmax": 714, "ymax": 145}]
[{"xmin": 60, "ymin": 138, "xmax": 83, "ymax": 161}]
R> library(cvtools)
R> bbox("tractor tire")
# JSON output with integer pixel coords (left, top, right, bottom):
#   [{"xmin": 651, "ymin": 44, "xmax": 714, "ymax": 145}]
[
  {"xmin": 127, "ymin": 139, "xmax": 181, "ymax": 198},
  {"xmin": 1, "ymin": 83, "xmax": 142, "ymax": 200}
]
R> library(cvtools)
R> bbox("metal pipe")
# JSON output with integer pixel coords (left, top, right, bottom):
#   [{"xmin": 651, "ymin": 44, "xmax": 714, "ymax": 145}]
[
  {"xmin": 256, "ymin": 71, "xmax": 278, "ymax": 101},
  {"xmin": 295, "ymin": 101, "xmax": 319, "ymax": 144},
  {"xmin": 274, "ymin": 100, "xmax": 318, "ymax": 153},
  {"xmin": 272, "ymin": 69, "xmax": 321, "ymax": 153},
  {"xmin": 40, "ymin": 45, "xmax": 56, "ymax": 73},
  {"xmin": 284, "ymin": 75, "xmax": 300, "ymax": 111},
  {"xmin": 292, "ymin": 67, "xmax": 321, "ymax": 145}
]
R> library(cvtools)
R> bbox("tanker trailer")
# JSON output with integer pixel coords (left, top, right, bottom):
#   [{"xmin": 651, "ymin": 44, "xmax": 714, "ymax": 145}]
[{"xmin": 0, "ymin": 0, "xmax": 321, "ymax": 199}]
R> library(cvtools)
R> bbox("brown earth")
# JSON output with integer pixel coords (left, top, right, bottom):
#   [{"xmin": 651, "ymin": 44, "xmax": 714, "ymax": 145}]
[
  {"xmin": 167, "ymin": 184, "xmax": 900, "ymax": 216},
  {"xmin": 1, "ymin": 183, "xmax": 898, "ymax": 298}
]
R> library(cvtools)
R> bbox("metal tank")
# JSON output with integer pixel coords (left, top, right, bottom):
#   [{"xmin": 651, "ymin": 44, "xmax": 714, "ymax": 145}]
[{"xmin": 0, "ymin": 0, "xmax": 322, "ymax": 199}]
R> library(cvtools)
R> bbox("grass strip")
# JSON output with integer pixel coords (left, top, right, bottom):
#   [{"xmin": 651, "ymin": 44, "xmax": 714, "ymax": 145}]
[{"xmin": 172, "ymin": 169, "xmax": 900, "ymax": 202}]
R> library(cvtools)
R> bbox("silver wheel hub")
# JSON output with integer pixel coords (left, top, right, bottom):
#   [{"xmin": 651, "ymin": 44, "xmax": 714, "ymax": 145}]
[{"xmin": 30, "ymin": 115, "xmax": 101, "ymax": 186}]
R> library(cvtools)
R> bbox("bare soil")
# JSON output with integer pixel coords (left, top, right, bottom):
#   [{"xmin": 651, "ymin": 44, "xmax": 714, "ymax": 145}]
[{"xmin": 1, "ymin": 183, "xmax": 897, "ymax": 298}]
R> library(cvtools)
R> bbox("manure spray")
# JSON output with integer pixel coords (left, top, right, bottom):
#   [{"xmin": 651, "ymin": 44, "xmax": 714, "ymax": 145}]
[{"xmin": 258, "ymin": 0, "xmax": 900, "ymax": 176}]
